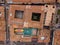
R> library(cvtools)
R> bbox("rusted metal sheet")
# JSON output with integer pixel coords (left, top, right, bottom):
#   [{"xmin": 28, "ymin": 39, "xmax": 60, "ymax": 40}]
[
  {"xmin": 31, "ymin": 0, "xmax": 44, "ymax": 3},
  {"xmin": 6, "ymin": 0, "xmax": 56, "ymax": 4},
  {"xmin": 44, "ymin": 5, "xmax": 56, "ymax": 26},
  {"xmin": 43, "ymin": 0, "xmax": 55, "ymax": 3},
  {"xmin": 8, "ymin": 5, "xmax": 44, "ymax": 29},
  {"xmin": 0, "ymin": 6, "xmax": 6, "ymax": 44},
  {"xmin": 8, "ymin": 5, "xmax": 44, "ymax": 42},
  {"xmin": 31, "ymin": 0, "xmax": 55, "ymax": 3},
  {"xmin": 6, "ymin": 0, "xmax": 31, "ymax": 3},
  {"xmin": 38, "ymin": 29, "xmax": 51, "ymax": 43},
  {"xmin": 53, "ymin": 30, "xmax": 60, "ymax": 45}
]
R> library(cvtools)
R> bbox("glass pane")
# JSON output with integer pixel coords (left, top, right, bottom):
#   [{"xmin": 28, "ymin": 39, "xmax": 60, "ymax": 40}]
[
  {"xmin": 57, "ymin": 9, "xmax": 60, "ymax": 15},
  {"xmin": 15, "ymin": 10, "xmax": 24, "ymax": 19},
  {"xmin": 31, "ymin": 13, "xmax": 41, "ymax": 21}
]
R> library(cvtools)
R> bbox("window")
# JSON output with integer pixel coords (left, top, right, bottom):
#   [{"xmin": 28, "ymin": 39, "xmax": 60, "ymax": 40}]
[
  {"xmin": 56, "ymin": 18, "xmax": 58, "ymax": 24},
  {"xmin": 57, "ymin": 9, "xmax": 60, "ymax": 15},
  {"xmin": 31, "ymin": 13, "xmax": 41, "ymax": 21},
  {"xmin": 15, "ymin": 10, "xmax": 24, "ymax": 19},
  {"xmin": 43, "ymin": 26, "xmax": 50, "ymax": 29},
  {"xmin": 51, "ymin": 13, "xmax": 54, "ymax": 23},
  {"xmin": 43, "ymin": 12, "xmax": 47, "ymax": 24}
]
